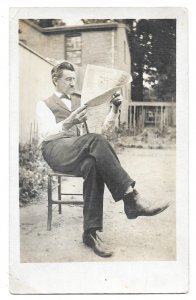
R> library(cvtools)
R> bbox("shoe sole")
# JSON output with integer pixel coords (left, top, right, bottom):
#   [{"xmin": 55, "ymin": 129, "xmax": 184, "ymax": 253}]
[
  {"xmin": 83, "ymin": 241, "xmax": 113, "ymax": 257},
  {"xmin": 83, "ymin": 235, "xmax": 113, "ymax": 258}
]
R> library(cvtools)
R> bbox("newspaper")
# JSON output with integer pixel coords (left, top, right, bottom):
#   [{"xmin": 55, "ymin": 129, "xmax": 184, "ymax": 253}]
[
  {"xmin": 81, "ymin": 64, "xmax": 132, "ymax": 107},
  {"xmin": 81, "ymin": 65, "xmax": 132, "ymax": 133}
]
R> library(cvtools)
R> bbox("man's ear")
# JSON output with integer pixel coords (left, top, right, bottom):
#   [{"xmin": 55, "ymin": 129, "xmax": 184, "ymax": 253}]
[{"xmin": 53, "ymin": 76, "xmax": 58, "ymax": 86}]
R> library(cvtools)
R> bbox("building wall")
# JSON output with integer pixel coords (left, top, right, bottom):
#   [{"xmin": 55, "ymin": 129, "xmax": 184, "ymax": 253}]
[
  {"xmin": 82, "ymin": 30, "xmax": 113, "ymax": 67},
  {"xmin": 114, "ymin": 26, "xmax": 131, "ymax": 73},
  {"xmin": 19, "ymin": 44, "xmax": 54, "ymax": 144},
  {"xmin": 19, "ymin": 20, "xmax": 65, "ymax": 60},
  {"xmin": 114, "ymin": 26, "xmax": 131, "ymax": 127}
]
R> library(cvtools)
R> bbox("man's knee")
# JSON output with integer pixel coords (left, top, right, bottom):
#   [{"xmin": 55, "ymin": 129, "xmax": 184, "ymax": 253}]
[{"xmin": 89, "ymin": 133, "xmax": 108, "ymax": 145}]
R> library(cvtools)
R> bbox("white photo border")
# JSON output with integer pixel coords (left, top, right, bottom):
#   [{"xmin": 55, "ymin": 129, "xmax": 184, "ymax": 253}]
[{"xmin": 9, "ymin": 7, "xmax": 188, "ymax": 294}]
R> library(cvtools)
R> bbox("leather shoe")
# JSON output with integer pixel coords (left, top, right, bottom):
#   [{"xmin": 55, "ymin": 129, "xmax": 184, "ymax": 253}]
[
  {"xmin": 83, "ymin": 232, "xmax": 113, "ymax": 257},
  {"xmin": 123, "ymin": 189, "xmax": 169, "ymax": 219}
]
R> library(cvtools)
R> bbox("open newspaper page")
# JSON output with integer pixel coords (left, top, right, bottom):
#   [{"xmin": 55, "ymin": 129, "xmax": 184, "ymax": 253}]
[{"xmin": 81, "ymin": 64, "xmax": 132, "ymax": 133}]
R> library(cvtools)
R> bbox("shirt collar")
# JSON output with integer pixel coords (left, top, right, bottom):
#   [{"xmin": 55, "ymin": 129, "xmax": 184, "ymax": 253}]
[{"xmin": 54, "ymin": 91, "xmax": 71, "ymax": 99}]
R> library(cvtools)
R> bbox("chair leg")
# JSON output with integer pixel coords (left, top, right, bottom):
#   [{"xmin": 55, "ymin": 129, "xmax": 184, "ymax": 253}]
[
  {"xmin": 47, "ymin": 175, "xmax": 52, "ymax": 231},
  {"xmin": 58, "ymin": 176, "xmax": 62, "ymax": 214}
]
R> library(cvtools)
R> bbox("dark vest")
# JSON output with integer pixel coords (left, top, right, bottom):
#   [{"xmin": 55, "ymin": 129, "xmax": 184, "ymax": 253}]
[{"xmin": 44, "ymin": 93, "xmax": 80, "ymax": 137}]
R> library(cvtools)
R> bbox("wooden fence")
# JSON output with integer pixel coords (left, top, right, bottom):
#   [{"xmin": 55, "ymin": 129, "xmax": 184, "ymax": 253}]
[{"xmin": 128, "ymin": 101, "xmax": 176, "ymax": 132}]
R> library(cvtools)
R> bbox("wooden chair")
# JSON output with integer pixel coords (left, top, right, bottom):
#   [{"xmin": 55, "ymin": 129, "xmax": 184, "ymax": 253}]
[{"xmin": 47, "ymin": 172, "xmax": 83, "ymax": 230}]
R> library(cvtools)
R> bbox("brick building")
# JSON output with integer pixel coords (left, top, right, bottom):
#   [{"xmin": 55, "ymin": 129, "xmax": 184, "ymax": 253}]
[{"xmin": 19, "ymin": 20, "xmax": 131, "ymax": 74}]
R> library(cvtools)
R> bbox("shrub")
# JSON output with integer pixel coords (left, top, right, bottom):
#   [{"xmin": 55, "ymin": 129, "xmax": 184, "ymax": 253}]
[{"xmin": 19, "ymin": 143, "xmax": 49, "ymax": 205}]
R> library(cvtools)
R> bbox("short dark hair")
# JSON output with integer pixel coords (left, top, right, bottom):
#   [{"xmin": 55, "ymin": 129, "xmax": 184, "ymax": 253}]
[{"xmin": 51, "ymin": 61, "xmax": 75, "ymax": 85}]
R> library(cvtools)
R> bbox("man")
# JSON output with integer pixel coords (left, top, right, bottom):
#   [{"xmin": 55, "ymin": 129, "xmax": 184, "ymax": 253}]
[{"xmin": 36, "ymin": 61, "xmax": 169, "ymax": 258}]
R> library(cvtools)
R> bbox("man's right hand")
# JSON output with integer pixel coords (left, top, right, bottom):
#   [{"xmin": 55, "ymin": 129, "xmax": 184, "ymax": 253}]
[{"xmin": 66, "ymin": 105, "xmax": 87, "ymax": 125}]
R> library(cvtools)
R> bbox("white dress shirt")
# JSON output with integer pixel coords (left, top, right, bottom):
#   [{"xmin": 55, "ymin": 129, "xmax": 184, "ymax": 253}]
[{"xmin": 36, "ymin": 92, "xmax": 118, "ymax": 145}]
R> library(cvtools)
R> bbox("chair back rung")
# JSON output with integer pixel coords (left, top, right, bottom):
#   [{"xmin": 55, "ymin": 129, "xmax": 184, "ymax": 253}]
[
  {"xmin": 61, "ymin": 193, "xmax": 82, "ymax": 196},
  {"xmin": 51, "ymin": 200, "xmax": 83, "ymax": 205}
]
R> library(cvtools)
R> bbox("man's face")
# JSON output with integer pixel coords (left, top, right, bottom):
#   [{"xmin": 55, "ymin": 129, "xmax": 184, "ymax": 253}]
[{"xmin": 55, "ymin": 69, "xmax": 76, "ymax": 95}]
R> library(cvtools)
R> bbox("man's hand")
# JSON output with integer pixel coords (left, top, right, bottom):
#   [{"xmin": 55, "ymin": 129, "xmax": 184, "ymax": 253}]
[
  {"xmin": 65, "ymin": 105, "xmax": 87, "ymax": 126},
  {"xmin": 70, "ymin": 105, "xmax": 88, "ymax": 124},
  {"xmin": 111, "ymin": 92, "xmax": 123, "ymax": 114},
  {"xmin": 111, "ymin": 92, "xmax": 123, "ymax": 107}
]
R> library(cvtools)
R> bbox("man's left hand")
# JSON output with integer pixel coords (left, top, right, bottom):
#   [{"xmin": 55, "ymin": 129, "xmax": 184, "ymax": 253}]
[{"xmin": 111, "ymin": 93, "xmax": 123, "ymax": 107}]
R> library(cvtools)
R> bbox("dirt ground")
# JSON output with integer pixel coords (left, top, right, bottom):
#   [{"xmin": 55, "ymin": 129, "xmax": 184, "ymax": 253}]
[{"xmin": 20, "ymin": 147, "xmax": 176, "ymax": 262}]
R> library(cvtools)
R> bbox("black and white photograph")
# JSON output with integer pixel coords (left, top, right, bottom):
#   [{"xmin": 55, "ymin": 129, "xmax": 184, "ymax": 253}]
[{"xmin": 9, "ymin": 6, "xmax": 188, "ymax": 294}]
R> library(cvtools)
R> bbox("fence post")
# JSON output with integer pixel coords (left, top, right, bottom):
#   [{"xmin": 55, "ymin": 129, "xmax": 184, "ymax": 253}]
[
  {"xmin": 160, "ymin": 106, "xmax": 163, "ymax": 131},
  {"xmin": 133, "ymin": 105, "xmax": 136, "ymax": 135}
]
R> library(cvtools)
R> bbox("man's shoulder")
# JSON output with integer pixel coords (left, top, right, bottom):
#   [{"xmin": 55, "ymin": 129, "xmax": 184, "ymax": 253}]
[
  {"xmin": 36, "ymin": 94, "xmax": 56, "ymax": 109},
  {"xmin": 41, "ymin": 94, "xmax": 57, "ymax": 106},
  {"xmin": 44, "ymin": 93, "xmax": 57, "ymax": 102}
]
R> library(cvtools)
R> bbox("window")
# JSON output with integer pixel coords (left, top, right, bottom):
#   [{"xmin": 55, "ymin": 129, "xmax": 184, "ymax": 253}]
[{"xmin": 65, "ymin": 34, "xmax": 82, "ymax": 65}]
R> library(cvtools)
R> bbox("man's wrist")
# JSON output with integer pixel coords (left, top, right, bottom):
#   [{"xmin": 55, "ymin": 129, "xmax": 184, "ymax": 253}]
[
  {"xmin": 111, "ymin": 104, "xmax": 119, "ymax": 114},
  {"xmin": 62, "ymin": 117, "xmax": 75, "ymax": 129}
]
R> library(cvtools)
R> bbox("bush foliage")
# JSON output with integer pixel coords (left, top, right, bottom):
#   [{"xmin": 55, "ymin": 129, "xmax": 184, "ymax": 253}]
[{"xmin": 19, "ymin": 143, "xmax": 49, "ymax": 205}]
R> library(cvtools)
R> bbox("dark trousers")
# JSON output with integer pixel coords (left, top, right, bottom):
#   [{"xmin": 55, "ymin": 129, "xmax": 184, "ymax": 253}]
[{"xmin": 42, "ymin": 133, "xmax": 135, "ymax": 232}]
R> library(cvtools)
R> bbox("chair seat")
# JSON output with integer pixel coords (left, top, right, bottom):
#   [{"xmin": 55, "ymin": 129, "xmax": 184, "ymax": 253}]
[{"xmin": 49, "ymin": 171, "xmax": 82, "ymax": 177}]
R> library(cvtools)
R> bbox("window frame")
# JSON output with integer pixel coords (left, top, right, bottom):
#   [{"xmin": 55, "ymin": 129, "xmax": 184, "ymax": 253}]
[{"xmin": 64, "ymin": 33, "xmax": 82, "ymax": 65}]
